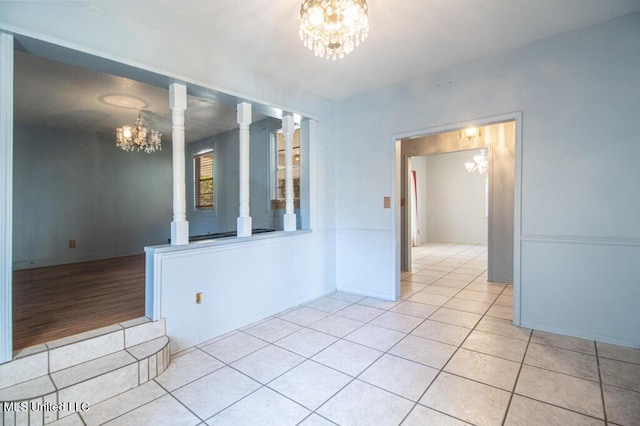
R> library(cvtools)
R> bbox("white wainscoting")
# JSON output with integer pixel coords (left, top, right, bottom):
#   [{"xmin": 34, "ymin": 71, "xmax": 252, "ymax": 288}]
[
  {"xmin": 520, "ymin": 235, "xmax": 640, "ymax": 348},
  {"xmin": 145, "ymin": 230, "xmax": 336, "ymax": 353}
]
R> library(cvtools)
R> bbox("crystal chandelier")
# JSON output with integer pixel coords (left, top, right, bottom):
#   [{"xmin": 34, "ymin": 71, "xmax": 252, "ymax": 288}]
[
  {"xmin": 299, "ymin": 0, "xmax": 369, "ymax": 60},
  {"xmin": 115, "ymin": 111, "xmax": 162, "ymax": 153},
  {"xmin": 465, "ymin": 149, "xmax": 488, "ymax": 174}
]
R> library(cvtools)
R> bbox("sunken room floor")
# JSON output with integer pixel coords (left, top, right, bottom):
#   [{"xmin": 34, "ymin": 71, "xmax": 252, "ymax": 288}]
[
  {"xmin": 57, "ymin": 243, "xmax": 639, "ymax": 425},
  {"xmin": 12, "ymin": 254, "xmax": 145, "ymax": 349}
]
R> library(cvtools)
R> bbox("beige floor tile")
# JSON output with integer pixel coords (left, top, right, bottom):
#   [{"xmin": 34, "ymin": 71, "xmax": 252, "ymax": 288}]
[
  {"xmin": 444, "ymin": 298, "xmax": 491, "ymax": 315},
  {"xmin": 434, "ymin": 278, "xmax": 469, "ymax": 289},
  {"xmin": 328, "ymin": 291, "xmax": 366, "ymax": 303},
  {"xmin": 243, "ymin": 318, "xmax": 302, "ymax": 343},
  {"xmin": 413, "ymin": 269, "xmax": 447, "ymax": 279},
  {"xmin": 207, "ymin": 387, "xmax": 310, "ymax": 425},
  {"xmin": 274, "ymin": 328, "xmax": 338, "ymax": 358},
  {"xmin": 81, "ymin": 381, "xmax": 166, "ymax": 425},
  {"xmin": 419, "ymin": 285, "xmax": 461, "ymax": 297},
  {"xmin": 359, "ymin": 354, "xmax": 438, "ymax": 401},
  {"xmin": 596, "ymin": 342, "xmax": 640, "ymax": 364},
  {"xmin": 357, "ymin": 297, "xmax": 400, "ymax": 310},
  {"xmin": 268, "ymin": 360, "xmax": 351, "ymax": 410},
  {"xmin": 199, "ymin": 332, "xmax": 268, "ymax": 364},
  {"xmin": 599, "ymin": 358, "xmax": 640, "ymax": 392},
  {"xmin": 317, "ymin": 380, "xmax": 413, "ymax": 426},
  {"xmin": 411, "ymin": 320, "xmax": 471, "ymax": 346},
  {"xmin": 531, "ymin": 330, "xmax": 595, "ymax": 355},
  {"xmin": 515, "ymin": 365, "xmax": 603, "ymax": 419},
  {"xmin": 172, "ymin": 366, "xmax": 260, "ymax": 419},
  {"xmin": 298, "ymin": 414, "xmax": 338, "ymax": 425},
  {"xmin": 389, "ymin": 335, "xmax": 456, "ymax": 369},
  {"xmin": 475, "ymin": 317, "xmax": 531, "ymax": 341},
  {"xmin": 306, "ymin": 297, "xmax": 352, "ymax": 313},
  {"xmin": 276, "ymin": 307, "xmax": 328, "ymax": 326},
  {"xmin": 231, "ymin": 345, "xmax": 304, "ymax": 384},
  {"xmin": 404, "ymin": 274, "xmax": 438, "ymax": 285},
  {"xmin": 308, "ymin": 314, "xmax": 364, "ymax": 338},
  {"xmin": 370, "ymin": 311, "xmax": 424, "ymax": 333},
  {"xmin": 311, "ymin": 340, "xmax": 382, "ymax": 377},
  {"xmin": 420, "ymin": 372, "xmax": 511, "ymax": 426},
  {"xmin": 408, "ymin": 292, "xmax": 451, "ymax": 307},
  {"xmin": 344, "ymin": 324, "xmax": 406, "ymax": 351},
  {"xmin": 524, "ymin": 343, "xmax": 599, "ymax": 381},
  {"xmin": 494, "ymin": 294, "xmax": 513, "ymax": 306},
  {"xmin": 465, "ymin": 282, "xmax": 506, "ymax": 294},
  {"xmin": 154, "ymin": 349, "xmax": 225, "ymax": 392},
  {"xmin": 597, "ymin": 342, "xmax": 640, "ymax": 364},
  {"xmin": 485, "ymin": 304, "xmax": 512, "ymax": 320},
  {"xmin": 603, "ymin": 384, "xmax": 640, "ymax": 426},
  {"xmin": 391, "ymin": 301, "xmax": 438, "ymax": 318},
  {"xmin": 402, "ymin": 405, "xmax": 470, "ymax": 425},
  {"xmin": 335, "ymin": 304, "xmax": 385, "ymax": 322},
  {"xmin": 429, "ymin": 308, "xmax": 481, "ymax": 329},
  {"xmin": 463, "ymin": 330, "xmax": 528, "ymax": 362},
  {"xmin": 456, "ymin": 289, "xmax": 499, "ymax": 303},
  {"xmin": 104, "ymin": 394, "xmax": 200, "ymax": 426},
  {"xmin": 504, "ymin": 395, "xmax": 604, "ymax": 426},
  {"xmin": 444, "ymin": 348, "xmax": 520, "ymax": 391}
]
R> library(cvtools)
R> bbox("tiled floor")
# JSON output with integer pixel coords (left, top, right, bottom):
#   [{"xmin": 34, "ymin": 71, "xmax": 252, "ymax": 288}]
[{"xmin": 58, "ymin": 243, "xmax": 639, "ymax": 425}]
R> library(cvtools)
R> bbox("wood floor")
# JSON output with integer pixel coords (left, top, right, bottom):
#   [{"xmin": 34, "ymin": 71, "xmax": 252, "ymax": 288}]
[{"xmin": 12, "ymin": 254, "xmax": 145, "ymax": 350}]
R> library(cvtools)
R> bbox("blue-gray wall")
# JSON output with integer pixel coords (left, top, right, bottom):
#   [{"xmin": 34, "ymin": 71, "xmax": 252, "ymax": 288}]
[{"xmin": 13, "ymin": 124, "xmax": 173, "ymax": 269}]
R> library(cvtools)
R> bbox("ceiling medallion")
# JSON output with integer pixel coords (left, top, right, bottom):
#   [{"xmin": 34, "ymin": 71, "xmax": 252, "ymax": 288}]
[{"xmin": 299, "ymin": 0, "xmax": 369, "ymax": 60}]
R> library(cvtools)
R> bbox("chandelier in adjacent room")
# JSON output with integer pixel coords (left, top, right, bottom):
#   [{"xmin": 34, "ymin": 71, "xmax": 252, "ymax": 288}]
[
  {"xmin": 465, "ymin": 149, "xmax": 488, "ymax": 174},
  {"xmin": 299, "ymin": 0, "xmax": 369, "ymax": 60},
  {"xmin": 115, "ymin": 111, "xmax": 162, "ymax": 153}
]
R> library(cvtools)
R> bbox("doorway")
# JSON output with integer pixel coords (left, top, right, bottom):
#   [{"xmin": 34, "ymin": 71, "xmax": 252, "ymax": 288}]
[{"xmin": 393, "ymin": 114, "xmax": 521, "ymax": 323}]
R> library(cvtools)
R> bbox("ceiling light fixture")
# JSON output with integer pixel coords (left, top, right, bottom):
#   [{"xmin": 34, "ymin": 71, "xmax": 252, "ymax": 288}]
[
  {"xmin": 299, "ymin": 0, "xmax": 369, "ymax": 61},
  {"xmin": 116, "ymin": 111, "xmax": 162, "ymax": 153},
  {"xmin": 461, "ymin": 127, "xmax": 481, "ymax": 142},
  {"xmin": 465, "ymin": 149, "xmax": 488, "ymax": 174}
]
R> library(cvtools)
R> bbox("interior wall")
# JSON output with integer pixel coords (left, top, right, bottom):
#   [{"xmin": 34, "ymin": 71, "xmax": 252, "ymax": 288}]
[
  {"xmin": 186, "ymin": 118, "xmax": 276, "ymax": 236},
  {"xmin": 335, "ymin": 12, "xmax": 640, "ymax": 346},
  {"xmin": 425, "ymin": 150, "xmax": 487, "ymax": 244},
  {"xmin": 13, "ymin": 124, "xmax": 172, "ymax": 269},
  {"xmin": 409, "ymin": 157, "xmax": 428, "ymax": 244}
]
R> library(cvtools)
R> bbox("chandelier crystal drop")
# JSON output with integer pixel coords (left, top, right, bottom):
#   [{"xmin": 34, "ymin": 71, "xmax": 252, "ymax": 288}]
[
  {"xmin": 465, "ymin": 149, "xmax": 488, "ymax": 174},
  {"xmin": 299, "ymin": 0, "xmax": 369, "ymax": 61},
  {"xmin": 115, "ymin": 111, "xmax": 162, "ymax": 154}
]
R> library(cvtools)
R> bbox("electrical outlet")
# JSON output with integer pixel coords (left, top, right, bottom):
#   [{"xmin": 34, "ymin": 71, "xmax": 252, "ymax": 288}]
[
  {"xmin": 383, "ymin": 197, "xmax": 391, "ymax": 209},
  {"xmin": 196, "ymin": 292, "xmax": 203, "ymax": 304},
  {"xmin": 69, "ymin": 240, "xmax": 76, "ymax": 249}
]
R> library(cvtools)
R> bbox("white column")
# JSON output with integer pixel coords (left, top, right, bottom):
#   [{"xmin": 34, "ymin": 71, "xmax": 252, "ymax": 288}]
[
  {"xmin": 237, "ymin": 102, "xmax": 252, "ymax": 237},
  {"xmin": 282, "ymin": 114, "xmax": 297, "ymax": 231},
  {"xmin": 0, "ymin": 32, "xmax": 14, "ymax": 363},
  {"xmin": 169, "ymin": 83, "xmax": 189, "ymax": 245}
]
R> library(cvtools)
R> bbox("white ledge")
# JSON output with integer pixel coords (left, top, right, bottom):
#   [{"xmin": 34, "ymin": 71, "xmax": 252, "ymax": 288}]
[{"xmin": 145, "ymin": 229, "xmax": 313, "ymax": 255}]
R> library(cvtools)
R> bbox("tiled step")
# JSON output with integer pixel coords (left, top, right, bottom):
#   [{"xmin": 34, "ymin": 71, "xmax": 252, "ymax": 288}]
[{"xmin": 0, "ymin": 318, "xmax": 170, "ymax": 425}]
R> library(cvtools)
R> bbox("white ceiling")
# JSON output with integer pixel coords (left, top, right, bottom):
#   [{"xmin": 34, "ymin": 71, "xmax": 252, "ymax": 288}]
[
  {"xmin": 12, "ymin": 1, "xmax": 640, "ymax": 142},
  {"xmin": 86, "ymin": 0, "xmax": 640, "ymax": 99}
]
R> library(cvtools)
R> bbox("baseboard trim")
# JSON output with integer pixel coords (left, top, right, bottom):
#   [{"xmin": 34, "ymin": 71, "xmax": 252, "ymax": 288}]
[{"xmin": 521, "ymin": 320, "xmax": 640, "ymax": 349}]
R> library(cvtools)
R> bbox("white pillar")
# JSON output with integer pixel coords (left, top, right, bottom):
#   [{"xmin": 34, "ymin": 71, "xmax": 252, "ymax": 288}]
[
  {"xmin": 169, "ymin": 83, "xmax": 189, "ymax": 245},
  {"xmin": 282, "ymin": 114, "xmax": 297, "ymax": 231},
  {"xmin": 237, "ymin": 102, "xmax": 252, "ymax": 237},
  {"xmin": 0, "ymin": 32, "xmax": 14, "ymax": 363}
]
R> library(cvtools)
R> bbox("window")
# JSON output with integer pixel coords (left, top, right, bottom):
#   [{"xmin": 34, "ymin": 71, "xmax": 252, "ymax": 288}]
[
  {"xmin": 272, "ymin": 128, "xmax": 301, "ymax": 205},
  {"xmin": 194, "ymin": 149, "xmax": 214, "ymax": 209}
]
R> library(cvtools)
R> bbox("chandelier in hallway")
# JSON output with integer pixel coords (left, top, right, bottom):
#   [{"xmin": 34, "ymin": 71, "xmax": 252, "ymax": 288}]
[
  {"xmin": 465, "ymin": 149, "xmax": 488, "ymax": 174},
  {"xmin": 116, "ymin": 111, "xmax": 162, "ymax": 153},
  {"xmin": 299, "ymin": 0, "xmax": 369, "ymax": 60}
]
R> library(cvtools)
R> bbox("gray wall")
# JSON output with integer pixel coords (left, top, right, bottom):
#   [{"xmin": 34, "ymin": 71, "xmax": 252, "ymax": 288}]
[
  {"xmin": 425, "ymin": 150, "xmax": 488, "ymax": 245},
  {"xmin": 186, "ymin": 118, "xmax": 290, "ymax": 235},
  {"xmin": 13, "ymin": 124, "xmax": 172, "ymax": 269},
  {"xmin": 335, "ymin": 13, "xmax": 640, "ymax": 346}
]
